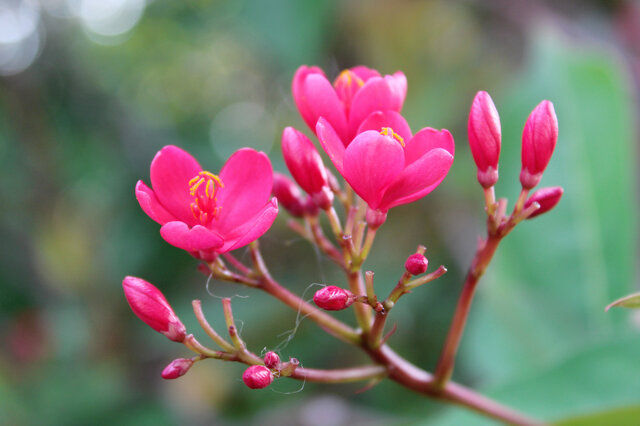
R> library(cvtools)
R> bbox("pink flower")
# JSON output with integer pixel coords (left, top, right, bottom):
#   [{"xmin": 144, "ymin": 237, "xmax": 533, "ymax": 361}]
[
  {"xmin": 468, "ymin": 91, "xmax": 501, "ymax": 188},
  {"xmin": 122, "ymin": 276, "xmax": 186, "ymax": 342},
  {"xmin": 316, "ymin": 112, "xmax": 454, "ymax": 223},
  {"xmin": 520, "ymin": 100, "xmax": 558, "ymax": 189},
  {"xmin": 292, "ymin": 65, "xmax": 407, "ymax": 145},
  {"xmin": 136, "ymin": 146, "xmax": 278, "ymax": 258}
]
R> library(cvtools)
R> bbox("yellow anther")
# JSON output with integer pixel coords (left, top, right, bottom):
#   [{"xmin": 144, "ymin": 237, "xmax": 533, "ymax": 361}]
[
  {"xmin": 189, "ymin": 177, "xmax": 205, "ymax": 196},
  {"xmin": 380, "ymin": 127, "xmax": 405, "ymax": 147}
]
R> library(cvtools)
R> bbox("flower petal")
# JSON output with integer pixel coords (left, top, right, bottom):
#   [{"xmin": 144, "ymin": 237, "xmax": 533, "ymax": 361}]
[
  {"xmin": 384, "ymin": 71, "xmax": 407, "ymax": 111},
  {"xmin": 135, "ymin": 180, "xmax": 176, "ymax": 225},
  {"xmin": 150, "ymin": 145, "xmax": 202, "ymax": 225},
  {"xmin": 292, "ymin": 66, "xmax": 326, "ymax": 131},
  {"xmin": 215, "ymin": 148, "xmax": 273, "ymax": 235},
  {"xmin": 160, "ymin": 221, "xmax": 224, "ymax": 252},
  {"xmin": 404, "ymin": 128, "xmax": 455, "ymax": 165},
  {"xmin": 316, "ymin": 118, "xmax": 346, "ymax": 174},
  {"xmin": 379, "ymin": 148, "xmax": 454, "ymax": 210},
  {"xmin": 218, "ymin": 198, "xmax": 279, "ymax": 253},
  {"xmin": 349, "ymin": 65, "xmax": 381, "ymax": 82},
  {"xmin": 342, "ymin": 131, "xmax": 405, "ymax": 209},
  {"xmin": 357, "ymin": 110, "xmax": 412, "ymax": 142},
  {"xmin": 303, "ymin": 74, "xmax": 349, "ymax": 142},
  {"xmin": 348, "ymin": 77, "xmax": 395, "ymax": 139}
]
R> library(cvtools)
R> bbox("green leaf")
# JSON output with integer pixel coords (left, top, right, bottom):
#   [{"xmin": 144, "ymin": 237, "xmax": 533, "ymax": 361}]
[
  {"xmin": 554, "ymin": 405, "xmax": 640, "ymax": 426},
  {"xmin": 428, "ymin": 335, "xmax": 640, "ymax": 425},
  {"xmin": 606, "ymin": 292, "xmax": 640, "ymax": 311}
]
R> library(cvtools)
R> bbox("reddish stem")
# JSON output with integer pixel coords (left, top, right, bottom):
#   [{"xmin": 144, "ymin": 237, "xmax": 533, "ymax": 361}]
[{"xmin": 433, "ymin": 235, "xmax": 501, "ymax": 388}]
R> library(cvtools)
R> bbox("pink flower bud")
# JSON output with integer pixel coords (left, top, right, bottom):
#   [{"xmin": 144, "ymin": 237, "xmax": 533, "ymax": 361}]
[
  {"xmin": 263, "ymin": 351, "xmax": 280, "ymax": 369},
  {"xmin": 272, "ymin": 173, "xmax": 307, "ymax": 218},
  {"xmin": 405, "ymin": 253, "xmax": 429, "ymax": 275},
  {"xmin": 313, "ymin": 286, "xmax": 355, "ymax": 311},
  {"xmin": 524, "ymin": 186, "xmax": 563, "ymax": 219},
  {"xmin": 282, "ymin": 126, "xmax": 329, "ymax": 196},
  {"xmin": 242, "ymin": 365, "xmax": 274, "ymax": 389},
  {"xmin": 520, "ymin": 100, "xmax": 558, "ymax": 189},
  {"xmin": 161, "ymin": 358, "xmax": 194, "ymax": 379},
  {"xmin": 122, "ymin": 276, "xmax": 186, "ymax": 342},
  {"xmin": 468, "ymin": 91, "xmax": 501, "ymax": 188}
]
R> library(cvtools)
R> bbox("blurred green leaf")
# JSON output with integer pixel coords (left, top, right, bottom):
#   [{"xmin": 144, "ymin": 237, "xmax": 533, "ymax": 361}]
[
  {"xmin": 430, "ymin": 335, "xmax": 640, "ymax": 425},
  {"xmin": 554, "ymin": 405, "xmax": 640, "ymax": 426},
  {"xmin": 606, "ymin": 292, "xmax": 640, "ymax": 311}
]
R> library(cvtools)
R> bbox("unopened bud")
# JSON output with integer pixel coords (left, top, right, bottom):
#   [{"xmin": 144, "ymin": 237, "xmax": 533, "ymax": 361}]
[
  {"xmin": 311, "ymin": 186, "xmax": 334, "ymax": 210},
  {"xmin": 242, "ymin": 365, "xmax": 274, "ymax": 389},
  {"xmin": 468, "ymin": 91, "xmax": 501, "ymax": 188},
  {"xmin": 122, "ymin": 276, "xmax": 186, "ymax": 342},
  {"xmin": 161, "ymin": 358, "xmax": 194, "ymax": 379},
  {"xmin": 263, "ymin": 351, "xmax": 280, "ymax": 369},
  {"xmin": 520, "ymin": 100, "xmax": 558, "ymax": 189},
  {"xmin": 313, "ymin": 286, "xmax": 355, "ymax": 311},
  {"xmin": 282, "ymin": 127, "xmax": 329, "ymax": 196},
  {"xmin": 524, "ymin": 186, "xmax": 563, "ymax": 219},
  {"xmin": 405, "ymin": 253, "xmax": 429, "ymax": 275},
  {"xmin": 273, "ymin": 173, "xmax": 307, "ymax": 217}
]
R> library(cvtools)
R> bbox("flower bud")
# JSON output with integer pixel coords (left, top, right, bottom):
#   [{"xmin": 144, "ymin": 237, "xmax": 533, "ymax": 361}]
[
  {"xmin": 313, "ymin": 286, "xmax": 355, "ymax": 311},
  {"xmin": 520, "ymin": 100, "xmax": 558, "ymax": 189},
  {"xmin": 272, "ymin": 173, "xmax": 307, "ymax": 218},
  {"xmin": 122, "ymin": 276, "xmax": 186, "ymax": 342},
  {"xmin": 310, "ymin": 186, "xmax": 334, "ymax": 210},
  {"xmin": 263, "ymin": 351, "xmax": 280, "ymax": 369},
  {"xmin": 282, "ymin": 127, "xmax": 329, "ymax": 196},
  {"xmin": 242, "ymin": 365, "xmax": 274, "ymax": 389},
  {"xmin": 468, "ymin": 91, "xmax": 501, "ymax": 188},
  {"xmin": 161, "ymin": 358, "xmax": 194, "ymax": 379},
  {"xmin": 405, "ymin": 253, "xmax": 429, "ymax": 275},
  {"xmin": 524, "ymin": 186, "xmax": 563, "ymax": 219}
]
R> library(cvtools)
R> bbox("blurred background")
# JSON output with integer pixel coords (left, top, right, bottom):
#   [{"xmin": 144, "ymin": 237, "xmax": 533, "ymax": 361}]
[{"xmin": 1, "ymin": 0, "xmax": 639, "ymax": 424}]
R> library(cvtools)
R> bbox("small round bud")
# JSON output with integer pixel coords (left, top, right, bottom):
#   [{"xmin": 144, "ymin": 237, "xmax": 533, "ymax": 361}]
[
  {"xmin": 161, "ymin": 358, "xmax": 194, "ymax": 379},
  {"xmin": 313, "ymin": 286, "xmax": 355, "ymax": 311},
  {"xmin": 263, "ymin": 351, "xmax": 280, "ymax": 369},
  {"xmin": 405, "ymin": 253, "xmax": 429, "ymax": 275},
  {"xmin": 242, "ymin": 365, "xmax": 274, "ymax": 389}
]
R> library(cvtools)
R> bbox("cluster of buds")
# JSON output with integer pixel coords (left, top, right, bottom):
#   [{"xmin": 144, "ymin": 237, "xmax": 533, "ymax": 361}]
[
  {"xmin": 122, "ymin": 276, "xmax": 300, "ymax": 388},
  {"xmin": 468, "ymin": 91, "xmax": 562, "ymax": 227}
]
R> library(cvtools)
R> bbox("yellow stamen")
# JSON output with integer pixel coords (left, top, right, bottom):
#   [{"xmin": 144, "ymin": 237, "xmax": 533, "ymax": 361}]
[
  {"xmin": 380, "ymin": 127, "xmax": 405, "ymax": 147},
  {"xmin": 190, "ymin": 178, "xmax": 205, "ymax": 196}
]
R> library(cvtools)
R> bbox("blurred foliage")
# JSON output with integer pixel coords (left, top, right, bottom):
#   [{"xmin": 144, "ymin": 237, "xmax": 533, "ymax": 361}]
[{"xmin": 0, "ymin": 0, "xmax": 639, "ymax": 425}]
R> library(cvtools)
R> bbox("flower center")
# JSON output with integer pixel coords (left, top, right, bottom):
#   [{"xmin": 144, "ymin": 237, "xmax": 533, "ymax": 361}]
[
  {"xmin": 333, "ymin": 70, "xmax": 365, "ymax": 114},
  {"xmin": 188, "ymin": 171, "xmax": 224, "ymax": 225},
  {"xmin": 380, "ymin": 127, "xmax": 405, "ymax": 147}
]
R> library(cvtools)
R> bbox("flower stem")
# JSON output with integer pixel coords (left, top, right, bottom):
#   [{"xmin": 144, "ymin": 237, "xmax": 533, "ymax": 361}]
[
  {"xmin": 192, "ymin": 300, "xmax": 235, "ymax": 352},
  {"xmin": 433, "ymin": 235, "xmax": 501, "ymax": 389},
  {"xmin": 290, "ymin": 364, "xmax": 388, "ymax": 383}
]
